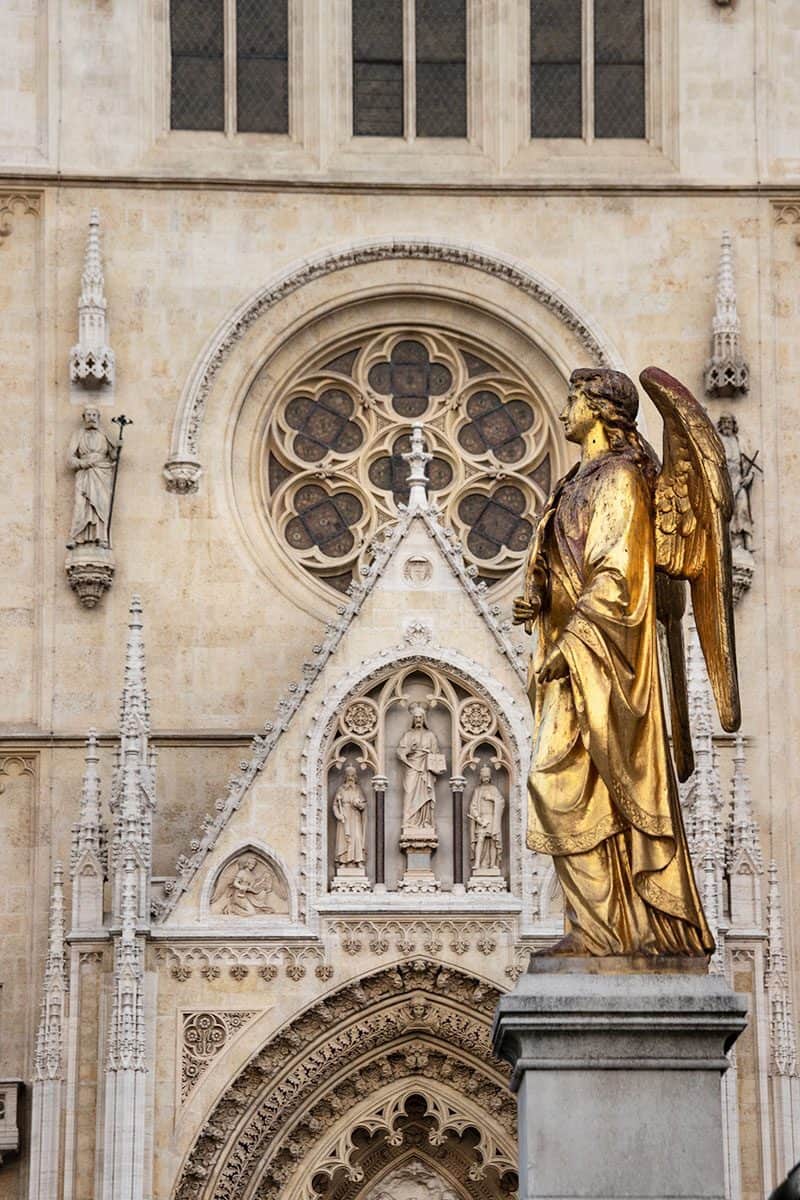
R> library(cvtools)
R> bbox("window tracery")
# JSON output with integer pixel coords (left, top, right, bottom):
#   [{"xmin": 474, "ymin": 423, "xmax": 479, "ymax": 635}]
[{"xmin": 264, "ymin": 327, "xmax": 558, "ymax": 594}]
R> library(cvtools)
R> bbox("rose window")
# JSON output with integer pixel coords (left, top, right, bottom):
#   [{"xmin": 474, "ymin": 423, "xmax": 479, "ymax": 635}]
[{"xmin": 263, "ymin": 328, "xmax": 561, "ymax": 594}]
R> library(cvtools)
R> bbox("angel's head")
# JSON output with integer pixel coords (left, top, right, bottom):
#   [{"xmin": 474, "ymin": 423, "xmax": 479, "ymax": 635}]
[{"xmin": 565, "ymin": 368, "xmax": 657, "ymax": 484}]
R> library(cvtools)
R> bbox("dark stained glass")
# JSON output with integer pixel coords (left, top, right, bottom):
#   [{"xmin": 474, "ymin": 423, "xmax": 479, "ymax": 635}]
[
  {"xmin": 268, "ymin": 452, "xmax": 292, "ymax": 494},
  {"xmin": 284, "ymin": 390, "xmax": 363, "ymax": 462},
  {"xmin": 367, "ymin": 340, "xmax": 452, "ymax": 418},
  {"xmin": 322, "ymin": 348, "xmax": 361, "ymax": 377},
  {"xmin": 459, "ymin": 486, "xmax": 534, "ymax": 561},
  {"xmin": 529, "ymin": 453, "xmax": 552, "ymax": 495},
  {"xmin": 236, "ymin": 0, "xmax": 289, "ymax": 133},
  {"xmin": 324, "ymin": 569, "xmax": 354, "ymax": 594},
  {"xmin": 170, "ymin": 0, "xmax": 224, "ymax": 131},
  {"xmin": 353, "ymin": 0, "xmax": 404, "ymax": 136},
  {"xmin": 285, "ymin": 485, "xmax": 363, "ymax": 559},
  {"xmin": 458, "ymin": 391, "xmax": 534, "ymax": 464},
  {"xmin": 530, "ymin": 0, "xmax": 581, "ymax": 138},
  {"xmin": 461, "ymin": 351, "xmax": 494, "ymax": 377},
  {"xmin": 594, "ymin": 0, "xmax": 645, "ymax": 138},
  {"xmin": 369, "ymin": 433, "xmax": 453, "ymax": 506},
  {"xmin": 415, "ymin": 0, "xmax": 467, "ymax": 138}
]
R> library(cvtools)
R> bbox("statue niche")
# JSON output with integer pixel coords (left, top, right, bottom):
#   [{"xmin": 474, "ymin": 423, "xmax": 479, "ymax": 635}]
[
  {"xmin": 210, "ymin": 849, "xmax": 290, "ymax": 918},
  {"xmin": 325, "ymin": 666, "xmax": 513, "ymax": 894}
]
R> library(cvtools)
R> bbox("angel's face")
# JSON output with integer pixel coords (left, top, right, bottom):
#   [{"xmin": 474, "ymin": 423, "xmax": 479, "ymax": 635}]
[{"xmin": 560, "ymin": 385, "xmax": 597, "ymax": 445}]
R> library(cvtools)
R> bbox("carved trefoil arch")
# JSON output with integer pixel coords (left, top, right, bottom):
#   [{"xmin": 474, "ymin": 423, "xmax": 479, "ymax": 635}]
[
  {"xmin": 164, "ymin": 237, "xmax": 623, "ymax": 495},
  {"xmin": 301, "ymin": 645, "xmax": 532, "ymax": 922}
]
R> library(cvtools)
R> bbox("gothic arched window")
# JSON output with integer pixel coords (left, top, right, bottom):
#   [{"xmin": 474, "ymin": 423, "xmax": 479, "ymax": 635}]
[
  {"xmin": 530, "ymin": 0, "xmax": 645, "ymax": 140},
  {"xmin": 352, "ymin": 0, "xmax": 467, "ymax": 139},
  {"xmin": 170, "ymin": 0, "xmax": 289, "ymax": 133}
]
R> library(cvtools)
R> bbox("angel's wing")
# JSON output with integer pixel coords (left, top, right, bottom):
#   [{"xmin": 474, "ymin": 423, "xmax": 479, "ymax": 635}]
[
  {"xmin": 211, "ymin": 860, "xmax": 236, "ymax": 905},
  {"xmin": 655, "ymin": 573, "xmax": 694, "ymax": 781},
  {"xmin": 639, "ymin": 367, "xmax": 741, "ymax": 733}
]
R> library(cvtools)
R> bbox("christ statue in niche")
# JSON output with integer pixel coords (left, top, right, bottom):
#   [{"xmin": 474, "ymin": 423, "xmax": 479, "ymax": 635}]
[{"xmin": 396, "ymin": 704, "xmax": 445, "ymax": 831}]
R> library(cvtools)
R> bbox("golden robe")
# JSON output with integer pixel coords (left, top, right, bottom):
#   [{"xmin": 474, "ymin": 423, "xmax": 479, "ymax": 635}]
[{"xmin": 526, "ymin": 451, "xmax": 714, "ymax": 956}]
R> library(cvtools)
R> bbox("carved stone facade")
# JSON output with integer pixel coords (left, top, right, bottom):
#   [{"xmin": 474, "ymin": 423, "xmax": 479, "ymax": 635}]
[{"xmin": 4, "ymin": 8, "xmax": 800, "ymax": 1200}]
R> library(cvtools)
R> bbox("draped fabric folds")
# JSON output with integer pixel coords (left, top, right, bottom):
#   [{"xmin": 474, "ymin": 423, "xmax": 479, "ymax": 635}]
[{"xmin": 526, "ymin": 452, "xmax": 713, "ymax": 956}]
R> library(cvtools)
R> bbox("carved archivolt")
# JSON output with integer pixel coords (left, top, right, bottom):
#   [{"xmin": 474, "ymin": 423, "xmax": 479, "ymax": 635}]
[
  {"xmin": 172, "ymin": 961, "xmax": 513, "ymax": 1200},
  {"xmin": 262, "ymin": 326, "xmax": 558, "ymax": 595},
  {"xmin": 164, "ymin": 237, "xmax": 618, "ymax": 492}
]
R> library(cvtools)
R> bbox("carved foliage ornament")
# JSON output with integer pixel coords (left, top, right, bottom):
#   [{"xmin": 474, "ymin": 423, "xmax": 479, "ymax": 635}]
[
  {"xmin": 263, "ymin": 327, "xmax": 558, "ymax": 594},
  {"xmin": 173, "ymin": 961, "xmax": 508, "ymax": 1200},
  {"xmin": 182, "ymin": 1011, "xmax": 257, "ymax": 1101}
]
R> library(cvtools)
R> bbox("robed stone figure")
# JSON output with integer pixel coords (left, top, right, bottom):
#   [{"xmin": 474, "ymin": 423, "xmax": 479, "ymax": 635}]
[
  {"xmin": 397, "ymin": 705, "xmax": 444, "ymax": 831},
  {"xmin": 67, "ymin": 406, "xmax": 117, "ymax": 548},
  {"xmin": 514, "ymin": 367, "xmax": 740, "ymax": 958},
  {"xmin": 332, "ymin": 764, "xmax": 367, "ymax": 867},
  {"xmin": 468, "ymin": 764, "xmax": 504, "ymax": 870}
]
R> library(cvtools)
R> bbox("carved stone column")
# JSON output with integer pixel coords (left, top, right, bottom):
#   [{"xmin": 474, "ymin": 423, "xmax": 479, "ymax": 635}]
[
  {"xmin": 450, "ymin": 775, "xmax": 466, "ymax": 892},
  {"xmin": 372, "ymin": 775, "xmax": 387, "ymax": 892}
]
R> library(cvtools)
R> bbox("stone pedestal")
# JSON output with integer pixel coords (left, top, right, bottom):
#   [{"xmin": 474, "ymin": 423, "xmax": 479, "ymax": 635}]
[
  {"xmin": 330, "ymin": 866, "xmax": 371, "ymax": 894},
  {"xmin": 492, "ymin": 959, "xmax": 747, "ymax": 1200},
  {"xmin": 467, "ymin": 865, "xmax": 506, "ymax": 893},
  {"xmin": 65, "ymin": 544, "xmax": 115, "ymax": 608},
  {"xmin": 398, "ymin": 830, "xmax": 439, "ymax": 893}
]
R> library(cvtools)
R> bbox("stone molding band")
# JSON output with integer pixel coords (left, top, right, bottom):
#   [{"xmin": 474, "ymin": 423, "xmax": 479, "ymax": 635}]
[{"xmin": 163, "ymin": 237, "xmax": 622, "ymax": 493}]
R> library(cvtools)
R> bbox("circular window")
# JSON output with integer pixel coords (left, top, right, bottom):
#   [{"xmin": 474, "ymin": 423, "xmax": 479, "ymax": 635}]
[{"xmin": 262, "ymin": 327, "xmax": 559, "ymax": 595}]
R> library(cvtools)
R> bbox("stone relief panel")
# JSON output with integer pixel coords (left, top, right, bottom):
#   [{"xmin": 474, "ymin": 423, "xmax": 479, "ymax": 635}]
[
  {"xmin": 360, "ymin": 1160, "xmax": 463, "ymax": 1200},
  {"xmin": 261, "ymin": 326, "xmax": 559, "ymax": 596},
  {"xmin": 181, "ymin": 1010, "xmax": 257, "ymax": 1102},
  {"xmin": 325, "ymin": 666, "xmax": 513, "ymax": 894},
  {"xmin": 209, "ymin": 849, "xmax": 290, "ymax": 918}
]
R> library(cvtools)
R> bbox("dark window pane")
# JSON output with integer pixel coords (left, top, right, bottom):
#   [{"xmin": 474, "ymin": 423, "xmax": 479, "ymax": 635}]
[
  {"xmin": 236, "ymin": 0, "xmax": 289, "ymax": 133},
  {"xmin": 415, "ymin": 0, "xmax": 466, "ymax": 138},
  {"xmin": 594, "ymin": 0, "xmax": 645, "ymax": 138},
  {"xmin": 353, "ymin": 0, "xmax": 404, "ymax": 136},
  {"xmin": 170, "ymin": 0, "xmax": 224, "ymax": 131},
  {"xmin": 530, "ymin": 0, "xmax": 582, "ymax": 138}
]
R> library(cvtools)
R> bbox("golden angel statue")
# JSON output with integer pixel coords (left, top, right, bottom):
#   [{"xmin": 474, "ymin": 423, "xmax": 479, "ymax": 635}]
[{"xmin": 513, "ymin": 367, "xmax": 740, "ymax": 958}]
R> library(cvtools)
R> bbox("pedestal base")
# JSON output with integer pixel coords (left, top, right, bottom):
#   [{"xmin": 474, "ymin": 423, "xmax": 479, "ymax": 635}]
[
  {"xmin": 492, "ymin": 960, "xmax": 747, "ymax": 1200},
  {"xmin": 65, "ymin": 545, "xmax": 115, "ymax": 608},
  {"xmin": 399, "ymin": 830, "xmax": 439, "ymax": 893},
  {"xmin": 330, "ymin": 866, "xmax": 371, "ymax": 894},
  {"xmin": 467, "ymin": 865, "xmax": 507, "ymax": 894}
]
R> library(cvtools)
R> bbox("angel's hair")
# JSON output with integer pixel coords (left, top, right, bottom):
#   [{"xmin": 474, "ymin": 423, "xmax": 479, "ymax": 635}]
[{"xmin": 569, "ymin": 368, "xmax": 658, "ymax": 487}]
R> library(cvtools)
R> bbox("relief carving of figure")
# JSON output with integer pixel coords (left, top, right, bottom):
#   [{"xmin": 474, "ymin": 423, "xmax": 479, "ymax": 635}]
[
  {"xmin": 66, "ymin": 406, "xmax": 117, "ymax": 548},
  {"xmin": 211, "ymin": 853, "xmax": 288, "ymax": 917},
  {"xmin": 333, "ymin": 764, "xmax": 367, "ymax": 867},
  {"xmin": 468, "ymin": 764, "xmax": 505, "ymax": 870},
  {"xmin": 513, "ymin": 367, "xmax": 741, "ymax": 958},
  {"xmin": 717, "ymin": 411, "xmax": 757, "ymax": 553},
  {"xmin": 396, "ymin": 705, "xmax": 445, "ymax": 831}
]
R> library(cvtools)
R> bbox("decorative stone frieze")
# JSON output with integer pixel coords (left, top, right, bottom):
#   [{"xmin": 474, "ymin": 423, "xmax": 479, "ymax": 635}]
[
  {"xmin": 156, "ymin": 942, "xmax": 328, "ymax": 982},
  {"xmin": 328, "ymin": 919, "xmax": 514, "ymax": 963}
]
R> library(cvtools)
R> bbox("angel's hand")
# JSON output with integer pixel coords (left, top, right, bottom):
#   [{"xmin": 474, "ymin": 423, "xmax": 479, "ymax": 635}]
[
  {"xmin": 512, "ymin": 595, "xmax": 541, "ymax": 626},
  {"xmin": 537, "ymin": 644, "xmax": 569, "ymax": 684}
]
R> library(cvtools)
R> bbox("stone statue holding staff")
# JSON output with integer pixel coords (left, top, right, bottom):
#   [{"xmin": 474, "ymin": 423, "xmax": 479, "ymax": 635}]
[{"xmin": 513, "ymin": 367, "xmax": 741, "ymax": 958}]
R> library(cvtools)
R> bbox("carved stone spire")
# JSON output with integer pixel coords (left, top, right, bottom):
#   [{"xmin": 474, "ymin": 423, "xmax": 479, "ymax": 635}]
[
  {"xmin": 728, "ymin": 735, "xmax": 763, "ymax": 869},
  {"xmin": 402, "ymin": 423, "xmax": 433, "ymax": 512},
  {"xmin": 28, "ymin": 864, "xmax": 68, "ymax": 1199},
  {"xmin": 107, "ymin": 854, "xmax": 146, "ymax": 1074},
  {"xmin": 33, "ymin": 864, "xmax": 67, "ymax": 1083},
  {"xmin": 69, "ymin": 208, "xmax": 115, "ymax": 387},
  {"xmin": 766, "ymin": 860, "xmax": 798, "ymax": 1077},
  {"xmin": 109, "ymin": 596, "xmax": 156, "ymax": 926},
  {"xmin": 704, "ymin": 230, "xmax": 749, "ymax": 397},
  {"xmin": 71, "ymin": 728, "xmax": 108, "ymax": 929},
  {"xmin": 683, "ymin": 617, "xmax": 725, "ymax": 966}
]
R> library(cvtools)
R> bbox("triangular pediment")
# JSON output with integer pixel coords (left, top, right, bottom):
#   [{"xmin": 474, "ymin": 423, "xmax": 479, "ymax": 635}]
[{"xmin": 155, "ymin": 508, "xmax": 530, "ymax": 927}]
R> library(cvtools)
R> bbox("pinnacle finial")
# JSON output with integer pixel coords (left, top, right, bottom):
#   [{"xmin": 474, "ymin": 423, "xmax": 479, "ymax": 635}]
[
  {"xmin": 705, "ymin": 229, "xmax": 748, "ymax": 397},
  {"xmin": 402, "ymin": 423, "xmax": 433, "ymax": 512},
  {"xmin": 70, "ymin": 207, "xmax": 115, "ymax": 387}
]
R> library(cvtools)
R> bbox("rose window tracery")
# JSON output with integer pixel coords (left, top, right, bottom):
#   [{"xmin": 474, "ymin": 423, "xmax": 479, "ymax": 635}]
[{"xmin": 263, "ymin": 328, "xmax": 561, "ymax": 594}]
